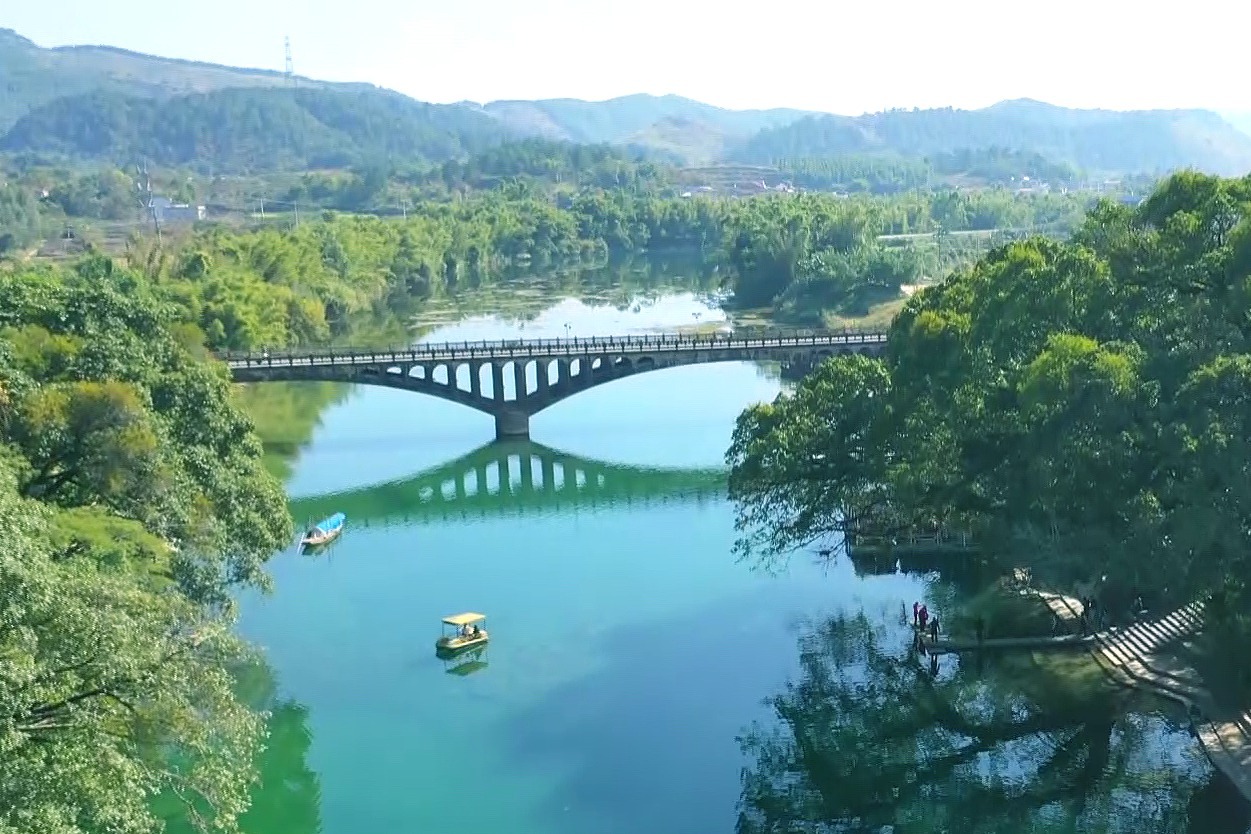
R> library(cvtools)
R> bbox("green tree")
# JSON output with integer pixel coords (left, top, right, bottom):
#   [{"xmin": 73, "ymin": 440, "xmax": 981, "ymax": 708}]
[
  {"xmin": 725, "ymin": 172, "xmax": 1251, "ymax": 616},
  {"xmin": 0, "ymin": 457, "xmax": 264, "ymax": 834}
]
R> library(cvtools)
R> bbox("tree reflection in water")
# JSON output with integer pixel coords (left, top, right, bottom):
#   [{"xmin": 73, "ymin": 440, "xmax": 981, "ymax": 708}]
[{"xmin": 736, "ymin": 612, "xmax": 1247, "ymax": 834}]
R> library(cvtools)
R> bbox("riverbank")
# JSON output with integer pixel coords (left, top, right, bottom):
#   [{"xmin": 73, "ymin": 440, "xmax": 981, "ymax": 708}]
[{"xmin": 1034, "ymin": 592, "xmax": 1251, "ymax": 808}]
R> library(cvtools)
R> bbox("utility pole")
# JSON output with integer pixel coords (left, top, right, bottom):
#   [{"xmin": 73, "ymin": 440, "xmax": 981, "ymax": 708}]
[
  {"xmin": 284, "ymin": 37, "xmax": 295, "ymax": 85},
  {"xmin": 136, "ymin": 162, "xmax": 161, "ymax": 244}
]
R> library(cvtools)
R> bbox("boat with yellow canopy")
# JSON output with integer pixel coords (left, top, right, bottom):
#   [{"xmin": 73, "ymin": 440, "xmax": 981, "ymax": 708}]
[{"xmin": 436, "ymin": 612, "xmax": 489, "ymax": 654}]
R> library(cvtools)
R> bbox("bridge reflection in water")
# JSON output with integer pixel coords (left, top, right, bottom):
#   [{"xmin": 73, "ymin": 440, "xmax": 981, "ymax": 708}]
[{"xmin": 288, "ymin": 440, "xmax": 727, "ymax": 528}]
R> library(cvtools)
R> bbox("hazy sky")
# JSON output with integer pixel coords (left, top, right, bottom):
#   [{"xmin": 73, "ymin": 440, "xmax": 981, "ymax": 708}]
[{"xmin": 5, "ymin": 0, "xmax": 1248, "ymax": 114}]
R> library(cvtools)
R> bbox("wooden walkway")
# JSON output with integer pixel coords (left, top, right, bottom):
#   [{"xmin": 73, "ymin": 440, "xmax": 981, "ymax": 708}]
[
  {"xmin": 928, "ymin": 633, "xmax": 1096, "ymax": 655},
  {"xmin": 1036, "ymin": 592, "xmax": 1251, "ymax": 807}
]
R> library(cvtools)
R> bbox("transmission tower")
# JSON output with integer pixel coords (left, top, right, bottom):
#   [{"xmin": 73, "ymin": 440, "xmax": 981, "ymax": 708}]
[{"xmin": 284, "ymin": 36, "xmax": 295, "ymax": 85}]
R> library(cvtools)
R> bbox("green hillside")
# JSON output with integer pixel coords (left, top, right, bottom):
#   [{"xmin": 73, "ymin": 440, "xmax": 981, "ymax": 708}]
[
  {"xmin": 3, "ymin": 28, "xmax": 1249, "ymax": 178},
  {"xmin": 0, "ymin": 28, "xmax": 353, "ymax": 131},
  {"xmin": 0, "ymin": 87, "xmax": 514, "ymax": 171},
  {"xmin": 623, "ymin": 116, "xmax": 735, "ymax": 165},
  {"xmin": 480, "ymin": 94, "xmax": 813, "ymax": 144},
  {"xmin": 733, "ymin": 99, "xmax": 1251, "ymax": 176}
]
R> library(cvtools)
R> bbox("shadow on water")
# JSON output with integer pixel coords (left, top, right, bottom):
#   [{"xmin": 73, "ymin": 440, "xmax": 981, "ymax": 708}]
[
  {"xmin": 499, "ymin": 581, "xmax": 845, "ymax": 834},
  {"xmin": 499, "ymin": 594, "xmax": 1251, "ymax": 834},
  {"xmin": 733, "ymin": 612, "xmax": 1251, "ymax": 834},
  {"xmin": 287, "ymin": 439, "xmax": 727, "ymax": 529},
  {"xmin": 162, "ymin": 659, "xmax": 324, "ymax": 834},
  {"xmin": 236, "ymin": 701, "xmax": 323, "ymax": 834}
]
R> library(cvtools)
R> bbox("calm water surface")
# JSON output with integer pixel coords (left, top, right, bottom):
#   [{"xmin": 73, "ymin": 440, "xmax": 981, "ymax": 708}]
[{"xmin": 235, "ymin": 288, "xmax": 1245, "ymax": 834}]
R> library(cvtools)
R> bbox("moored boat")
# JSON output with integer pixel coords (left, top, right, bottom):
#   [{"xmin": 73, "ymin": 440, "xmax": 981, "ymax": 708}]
[{"xmin": 302, "ymin": 512, "xmax": 345, "ymax": 546}]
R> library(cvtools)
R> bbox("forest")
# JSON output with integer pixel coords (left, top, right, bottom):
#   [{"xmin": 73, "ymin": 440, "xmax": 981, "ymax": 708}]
[
  {"xmin": 1, "ymin": 164, "xmax": 1247, "ymax": 834},
  {"xmin": 0, "ymin": 260, "xmax": 292, "ymax": 832},
  {"xmin": 2, "ymin": 178, "xmax": 1094, "ymax": 332},
  {"xmin": 726, "ymin": 171, "xmax": 1251, "ymax": 650}
]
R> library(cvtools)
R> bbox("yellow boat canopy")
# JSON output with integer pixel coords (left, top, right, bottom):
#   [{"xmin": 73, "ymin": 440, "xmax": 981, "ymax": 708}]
[{"xmin": 442, "ymin": 612, "xmax": 486, "ymax": 627}]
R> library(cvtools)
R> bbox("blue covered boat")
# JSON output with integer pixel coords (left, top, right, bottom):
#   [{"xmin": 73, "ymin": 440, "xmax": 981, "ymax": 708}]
[{"xmin": 302, "ymin": 512, "xmax": 345, "ymax": 546}]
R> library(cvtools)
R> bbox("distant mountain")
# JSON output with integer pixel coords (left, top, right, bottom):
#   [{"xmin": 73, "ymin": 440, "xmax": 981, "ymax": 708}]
[
  {"xmin": 480, "ymin": 94, "xmax": 814, "ymax": 146},
  {"xmin": 0, "ymin": 28, "xmax": 360, "ymax": 132},
  {"xmin": 3, "ymin": 28, "xmax": 1249, "ymax": 178},
  {"xmin": 732, "ymin": 99, "xmax": 1251, "ymax": 176},
  {"xmin": 621, "ymin": 116, "xmax": 736, "ymax": 165},
  {"xmin": 1, "ymin": 87, "xmax": 513, "ymax": 171}
]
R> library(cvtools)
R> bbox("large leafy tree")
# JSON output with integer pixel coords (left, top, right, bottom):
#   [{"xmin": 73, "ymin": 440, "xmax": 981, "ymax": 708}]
[
  {"xmin": 0, "ymin": 261, "xmax": 291, "ymax": 603},
  {"xmin": 0, "ymin": 258, "xmax": 293, "ymax": 832},
  {"xmin": 727, "ymin": 172, "xmax": 1251, "ymax": 610},
  {"xmin": 0, "ymin": 455, "xmax": 264, "ymax": 834}
]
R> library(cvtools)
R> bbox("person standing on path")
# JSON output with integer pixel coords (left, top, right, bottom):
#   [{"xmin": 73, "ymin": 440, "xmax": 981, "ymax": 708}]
[
  {"xmin": 929, "ymin": 616, "xmax": 940, "ymax": 644},
  {"xmin": 919, "ymin": 605, "xmax": 929, "ymax": 631},
  {"xmin": 913, "ymin": 601, "xmax": 920, "ymax": 628}
]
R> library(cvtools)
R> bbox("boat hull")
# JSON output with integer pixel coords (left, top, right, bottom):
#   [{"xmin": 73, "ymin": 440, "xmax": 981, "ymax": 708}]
[
  {"xmin": 436, "ymin": 633, "xmax": 489, "ymax": 655},
  {"xmin": 301, "ymin": 526, "xmax": 343, "ymax": 546}
]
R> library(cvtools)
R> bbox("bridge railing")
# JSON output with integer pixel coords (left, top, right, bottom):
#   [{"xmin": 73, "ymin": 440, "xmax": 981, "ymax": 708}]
[{"xmin": 220, "ymin": 328, "xmax": 889, "ymax": 366}]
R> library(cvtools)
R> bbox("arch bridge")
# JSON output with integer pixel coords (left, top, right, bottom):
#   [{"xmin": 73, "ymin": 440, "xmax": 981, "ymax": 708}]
[{"xmin": 225, "ymin": 329, "xmax": 888, "ymax": 439}]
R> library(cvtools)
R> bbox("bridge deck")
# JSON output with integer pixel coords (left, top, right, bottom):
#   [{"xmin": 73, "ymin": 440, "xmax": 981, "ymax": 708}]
[{"xmin": 223, "ymin": 330, "xmax": 889, "ymax": 368}]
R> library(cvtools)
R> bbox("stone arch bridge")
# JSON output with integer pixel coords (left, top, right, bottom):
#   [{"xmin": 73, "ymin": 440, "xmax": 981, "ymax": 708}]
[{"xmin": 225, "ymin": 329, "xmax": 888, "ymax": 439}]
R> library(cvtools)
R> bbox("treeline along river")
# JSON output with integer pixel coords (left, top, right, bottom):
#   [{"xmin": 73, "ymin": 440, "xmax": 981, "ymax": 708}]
[{"xmin": 225, "ymin": 266, "xmax": 1248, "ymax": 834}]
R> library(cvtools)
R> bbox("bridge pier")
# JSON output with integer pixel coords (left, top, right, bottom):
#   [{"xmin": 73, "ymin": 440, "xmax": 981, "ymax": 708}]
[{"xmin": 494, "ymin": 410, "xmax": 530, "ymax": 441}]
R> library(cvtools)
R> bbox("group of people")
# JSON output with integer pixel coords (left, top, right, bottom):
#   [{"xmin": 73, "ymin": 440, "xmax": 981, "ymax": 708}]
[{"xmin": 912, "ymin": 601, "xmax": 940, "ymax": 643}]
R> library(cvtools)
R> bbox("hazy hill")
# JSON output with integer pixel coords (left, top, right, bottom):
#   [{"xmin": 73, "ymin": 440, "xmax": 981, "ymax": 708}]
[
  {"xmin": 622, "ymin": 116, "xmax": 737, "ymax": 165},
  {"xmin": 0, "ymin": 28, "xmax": 356, "ymax": 131},
  {"xmin": 479, "ymin": 94, "xmax": 814, "ymax": 145},
  {"xmin": 733, "ymin": 99, "xmax": 1251, "ymax": 176},
  {"xmin": 4, "ymin": 28, "xmax": 1250, "ymax": 177},
  {"xmin": 1, "ymin": 87, "xmax": 513, "ymax": 171}
]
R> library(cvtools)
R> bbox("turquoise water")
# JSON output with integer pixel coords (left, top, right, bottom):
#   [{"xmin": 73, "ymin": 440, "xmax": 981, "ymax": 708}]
[{"xmin": 235, "ymin": 290, "xmax": 1245, "ymax": 833}]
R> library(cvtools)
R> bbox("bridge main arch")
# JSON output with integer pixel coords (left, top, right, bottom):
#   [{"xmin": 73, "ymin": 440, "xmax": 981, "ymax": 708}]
[{"xmin": 225, "ymin": 332, "xmax": 888, "ymax": 440}]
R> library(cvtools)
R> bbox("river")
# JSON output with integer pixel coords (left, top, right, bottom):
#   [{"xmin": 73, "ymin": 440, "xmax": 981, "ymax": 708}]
[{"xmin": 229, "ymin": 267, "xmax": 1249, "ymax": 834}]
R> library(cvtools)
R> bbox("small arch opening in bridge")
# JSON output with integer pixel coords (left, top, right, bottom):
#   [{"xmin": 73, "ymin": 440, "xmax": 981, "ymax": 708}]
[
  {"xmin": 544, "ymin": 359, "xmax": 561, "ymax": 390},
  {"xmin": 452, "ymin": 364, "xmax": 477, "ymax": 395},
  {"xmin": 636, "ymin": 356, "xmax": 657, "ymax": 371},
  {"xmin": 470, "ymin": 364, "xmax": 494, "ymax": 400},
  {"xmin": 408, "ymin": 365, "xmax": 428, "ymax": 381},
  {"xmin": 498, "ymin": 362, "xmax": 518, "ymax": 403},
  {"xmin": 613, "ymin": 357, "xmax": 633, "ymax": 372},
  {"xmin": 524, "ymin": 360, "xmax": 542, "ymax": 397}
]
